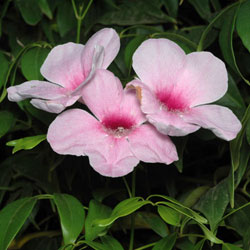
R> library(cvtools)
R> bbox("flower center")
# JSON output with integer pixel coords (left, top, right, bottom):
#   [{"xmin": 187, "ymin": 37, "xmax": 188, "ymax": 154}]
[
  {"xmin": 156, "ymin": 90, "xmax": 188, "ymax": 112},
  {"xmin": 102, "ymin": 115, "xmax": 135, "ymax": 138}
]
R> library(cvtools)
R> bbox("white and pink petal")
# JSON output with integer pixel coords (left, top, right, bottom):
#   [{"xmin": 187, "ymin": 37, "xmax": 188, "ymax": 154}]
[
  {"xmin": 183, "ymin": 104, "xmax": 242, "ymax": 141},
  {"xmin": 128, "ymin": 124, "xmax": 178, "ymax": 164}
]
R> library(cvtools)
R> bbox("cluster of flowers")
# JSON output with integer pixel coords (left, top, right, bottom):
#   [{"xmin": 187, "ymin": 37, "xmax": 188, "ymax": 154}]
[{"xmin": 7, "ymin": 28, "xmax": 242, "ymax": 177}]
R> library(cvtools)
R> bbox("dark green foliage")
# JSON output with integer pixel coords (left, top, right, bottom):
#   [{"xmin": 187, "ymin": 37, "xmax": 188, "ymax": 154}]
[{"xmin": 0, "ymin": 0, "xmax": 249, "ymax": 249}]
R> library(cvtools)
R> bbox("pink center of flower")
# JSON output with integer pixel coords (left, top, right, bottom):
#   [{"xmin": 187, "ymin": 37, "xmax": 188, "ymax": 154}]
[
  {"xmin": 156, "ymin": 90, "xmax": 188, "ymax": 112},
  {"xmin": 102, "ymin": 115, "xmax": 135, "ymax": 138}
]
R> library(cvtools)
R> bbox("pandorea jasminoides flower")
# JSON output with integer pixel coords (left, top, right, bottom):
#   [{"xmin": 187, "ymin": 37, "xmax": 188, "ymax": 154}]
[
  {"xmin": 47, "ymin": 69, "xmax": 178, "ymax": 177},
  {"xmin": 128, "ymin": 38, "xmax": 242, "ymax": 141},
  {"xmin": 7, "ymin": 28, "xmax": 120, "ymax": 113}
]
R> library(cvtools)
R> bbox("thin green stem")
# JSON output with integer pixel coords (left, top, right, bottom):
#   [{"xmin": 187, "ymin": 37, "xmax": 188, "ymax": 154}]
[
  {"xmin": 134, "ymin": 242, "xmax": 156, "ymax": 250},
  {"xmin": 129, "ymin": 170, "xmax": 136, "ymax": 250},
  {"xmin": 123, "ymin": 176, "xmax": 132, "ymax": 198}
]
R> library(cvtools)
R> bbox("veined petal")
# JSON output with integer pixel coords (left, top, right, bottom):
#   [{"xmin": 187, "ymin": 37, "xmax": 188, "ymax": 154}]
[
  {"xmin": 82, "ymin": 28, "xmax": 120, "ymax": 77},
  {"xmin": 128, "ymin": 124, "xmax": 178, "ymax": 164},
  {"xmin": 147, "ymin": 110, "xmax": 200, "ymax": 136},
  {"xmin": 183, "ymin": 105, "xmax": 242, "ymax": 141},
  {"xmin": 120, "ymin": 88, "xmax": 146, "ymax": 125},
  {"xmin": 7, "ymin": 81, "xmax": 66, "ymax": 102},
  {"xmin": 132, "ymin": 39, "xmax": 186, "ymax": 91},
  {"xmin": 127, "ymin": 80, "xmax": 161, "ymax": 115},
  {"xmin": 30, "ymin": 94, "xmax": 80, "ymax": 114},
  {"xmin": 85, "ymin": 136, "xmax": 139, "ymax": 177},
  {"xmin": 81, "ymin": 69, "xmax": 123, "ymax": 120},
  {"xmin": 41, "ymin": 42, "xmax": 85, "ymax": 89},
  {"xmin": 176, "ymin": 52, "xmax": 228, "ymax": 107},
  {"xmin": 47, "ymin": 109, "xmax": 103, "ymax": 155}
]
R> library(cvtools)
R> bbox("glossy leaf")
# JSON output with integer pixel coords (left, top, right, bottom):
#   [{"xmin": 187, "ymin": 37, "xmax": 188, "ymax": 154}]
[
  {"xmin": 157, "ymin": 205, "xmax": 180, "ymax": 226},
  {"xmin": 85, "ymin": 200, "xmax": 112, "ymax": 241},
  {"xmin": 188, "ymin": 0, "xmax": 211, "ymax": 20},
  {"xmin": 56, "ymin": 1, "xmax": 76, "ymax": 37},
  {"xmin": 219, "ymin": 6, "xmax": 250, "ymax": 86},
  {"xmin": 98, "ymin": 0, "xmax": 176, "ymax": 25},
  {"xmin": 222, "ymin": 243, "xmax": 243, "ymax": 250},
  {"xmin": 194, "ymin": 179, "xmax": 229, "ymax": 232},
  {"xmin": 198, "ymin": 223, "xmax": 223, "ymax": 244},
  {"xmin": 0, "ymin": 197, "xmax": 37, "ymax": 250},
  {"xmin": 236, "ymin": 0, "xmax": 250, "ymax": 53},
  {"xmin": 21, "ymin": 47, "xmax": 49, "ymax": 81},
  {"xmin": 96, "ymin": 197, "xmax": 152, "ymax": 227},
  {"xmin": 0, "ymin": 52, "xmax": 9, "ymax": 89},
  {"xmin": 16, "ymin": 0, "xmax": 42, "ymax": 25},
  {"xmin": 101, "ymin": 235, "xmax": 124, "ymax": 250},
  {"xmin": 53, "ymin": 193, "xmax": 85, "ymax": 245},
  {"xmin": 6, "ymin": 134, "xmax": 47, "ymax": 154},
  {"xmin": 162, "ymin": 0, "xmax": 178, "ymax": 18},
  {"xmin": 124, "ymin": 35, "xmax": 146, "ymax": 69},
  {"xmin": 193, "ymin": 239, "xmax": 206, "ymax": 250},
  {"xmin": 150, "ymin": 194, "xmax": 207, "ymax": 224},
  {"xmin": 152, "ymin": 233, "xmax": 177, "ymax": 250},
  {"xmin": 0, "ymin": 110, "xmax": 14, "ymax": 138},
  {"xmin": 37, "ymin": 0, "xmax": 53, "ymax": 19},
  {"xmin": 139, "ymin": 212, "xmax": 168, "ymax": 237}
]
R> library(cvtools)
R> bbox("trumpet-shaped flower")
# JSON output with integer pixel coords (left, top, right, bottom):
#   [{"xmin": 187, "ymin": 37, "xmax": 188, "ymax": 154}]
[
  {"xmin": 128, "ymin": 38, "xmax": 242, "ymax": 141},
  {"xmin": 47, "ymin": 69, "xmax": 178, "ymax": 177},
  {"xmin": 7, "ymin": 28, "xmax": 120, "ymax": 113}
]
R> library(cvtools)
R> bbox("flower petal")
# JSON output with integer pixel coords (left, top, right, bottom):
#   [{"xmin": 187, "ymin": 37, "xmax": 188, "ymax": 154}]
[
  {"xmin": 81, "ymin": 69, "xmax": 123, "ymax": 120},
  {"xmin": 41, "ymin": 42, "xmax": 85, "ymax": 89},
  {"xmin": 183, "ymin": 105, "xmax": 242, "ymax": 141},
  {"xmin": 147, "ymin": 110, "xmax": 200, "ymax": 136},
  {"xmin": 47, "ymin": 109, "xmax": 102, "ymax": 155},
  {"xmin": 31, "ymin": 95, "xmax": 80, "ymax": 113},
  {"xmin": 132, "ymin": 39, "xmax": 186, "ymax": 91},
  {"xmin": 7, "ymin": 81, "xmax": 66, "ymax": 102},
  {"xmin": 176, "ymin": 52, "xmax": 228, "ymax": 107},
  {"xmin": 82, "ymin": 28, "xmax": 120, "ymax": 77},
  {"xmin": 85, "ymin": 136, "xmax": 139, "ymax": 177},
  {"xmin": 128, "ymin": 124, "xmax": 178, "ymax": 164}
]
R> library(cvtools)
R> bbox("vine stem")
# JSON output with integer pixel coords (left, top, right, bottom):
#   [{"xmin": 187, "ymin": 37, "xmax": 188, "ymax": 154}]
[
  {"xmin": 129, "ymin": 170, "xmax": 136, "ymax": 250},
  {"xmin": 72, "ymin": 0, "xmax": 93, "ymax": 43}
]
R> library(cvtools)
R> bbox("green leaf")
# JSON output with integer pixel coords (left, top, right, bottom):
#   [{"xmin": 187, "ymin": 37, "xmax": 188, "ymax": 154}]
[
  {"xmin": 56, "ymin": 1, "xmax": 76, "ymax": 37},
  {"xmin": 98, "ymin": 0, "xmax": 176, "ymax": 26},
  {"xmin": 85, "ymin": 200, "xmax": 112, "ymax": 241},
  {"xmin": 0, "ymin": 52, "xmax": 9, "ymax": 89},
  {"xmin": 193, "ymin": 239, "xmax": 206, "ymax": 250},
  {"xmin": 157, "ymin": 205, "xmax": 181, "ymax": 226},
  {"xmin": 21, "ymin": 47, "xmax": 49, "ymax": 81},
  {"xmin": 188, "ymin": 0, "xmax": 211, "ymax": 20},
  {"xmin": 152, "ymin": 233, "xmax": 177, "ymax": 250},
  {"xmin": 139, "ymin": 212, "xmax": 168, "ymax": 237},
  {"xmin": 0, "ymin": 111, "xmax": 14, "ymax": 138},
  {"xmin": 222, "ymin": 243, "xmax": 244, "ymax": 250},
  {"xmin": 230, "ymin": 105, "xmax": 250, "ymax": 172},
  {"xmin": 84, "ymin": 240, "xmax": 108, "ymax": 250},
  {"xmin": 236, "ymin": 0, "xmax": 250, "ymax": 53},
  {"xmin": 16, "ymin": 0, "xmax": 42, "ymax": 25},
  {"xmin": 96, "ymin": 197, "xmax": 152, "ymax": 227},
  {"xmin": 218, "ymin": 6, "xmax": 250, "ymax": 86},
  {"xmin": 124, "ymin": 35, "xmax": 147, "ymax": 69},
  {"xmin": 53, "ymin": 193, "xmax": 85, "ymax": 245},
  {"xmin": 194, "ymin": 179, "xmax": 230, "ymax": 232},
  {"xmin": 6, "ymin": 134, "xmax": 47, "ymax": 154},
  {"xmin": 198, "ymin": 223, "xmax": 223, "ymax": 244},
  {"xmin": 197, "ymin": 1, "xmax": 240, "ymax": 51},
  {"xmin": 101, "ymin": 235, "xmax": 124, "ymax": 250},
  {"xmin": 37, "ymin": 0, "xmax": 53, "ymax": 19},
  {"xmin": 162, "ymin": 0, "xmax": 178, "ymax": 18},
  {"xmin": 0, "ymin": 197, "xmax": 37, "ymax": 250},
  {"xmin": 150, "ymin": 194, "xmax": 207, "ymax": 224},
  {"xmin": 247, "ymin": 119, "xmax": 250, "ymax": 145}
]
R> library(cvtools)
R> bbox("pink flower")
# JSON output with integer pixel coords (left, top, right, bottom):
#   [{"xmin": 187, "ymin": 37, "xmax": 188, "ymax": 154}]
[
  {"xmin": 47, "ymin": 69, "xmax": 178, "ymax": 177},
  {"xmin": 128, "ymin": 39, "xmax": 242, "ymax": 141},
  {"xmin": 7, "ymin": 28, "xmax": 120, "ymax": 113}
]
